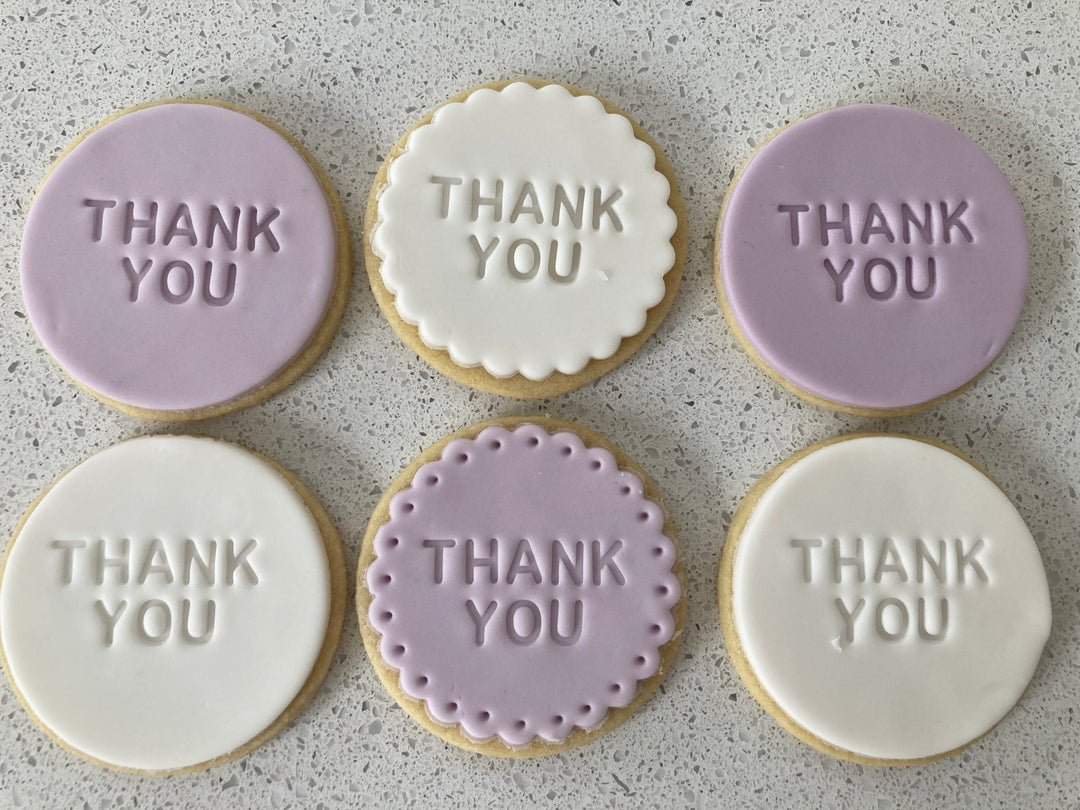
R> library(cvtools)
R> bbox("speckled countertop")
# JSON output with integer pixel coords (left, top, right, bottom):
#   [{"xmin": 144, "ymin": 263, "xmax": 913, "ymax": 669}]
[{"xmin": 1, "ymin": 1, "xmax": 1078, "ymax": 808}]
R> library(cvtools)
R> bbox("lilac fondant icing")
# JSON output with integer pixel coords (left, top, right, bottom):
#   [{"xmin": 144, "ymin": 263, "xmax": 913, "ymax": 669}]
[
  {"xmin": 366, "ymin": 423, "xmax": 681, "ymax": 748},
  {"xmin": 720, "ymin": 104, "xmax": 1028, "ymax": 410},
  {"xmin": 20, "ymin": 102, "xmax": 337, "ymax": 412}
]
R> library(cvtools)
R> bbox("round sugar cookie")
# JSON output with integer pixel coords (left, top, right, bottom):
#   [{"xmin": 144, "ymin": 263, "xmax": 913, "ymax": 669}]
[
  {"xmin": 718, "ymin": 434, "xmax": 1051, "ymax": 765},
  {"xmin": 0, "ymin": 435, "xmax": 346, "ymax": 773},
  {"xmin": 357, "ymin": 417, "xmax": 684, "ymax": 756},
  {"xmin": 716, "ymin": 104, "xmax": 1029, "ymax": 416},
  {"xmin": 20, "ymin": 99, "xmax": 351, "ymax": 420},
  {"xmin": 365, "ymin": 80, "xmax": 687, "ymax": 398}
]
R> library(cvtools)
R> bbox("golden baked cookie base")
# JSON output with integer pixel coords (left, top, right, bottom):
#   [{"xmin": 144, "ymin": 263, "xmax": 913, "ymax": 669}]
[
  {"xmin": 713, "ymin": 110, "xmax": 1008, "ymax": 418},
  {"xmin": 356, "ymin": 415, "xmax": 686, "ymax": 757},
  {"xmin": 23, "ymin": 98, "xmax": 353, "ymax": 422},
  {"xmin": 717, "ymin": 432, "xmax": 1021, "ymax": 766},
  {"xmin": 364, "ymin": 79, "xmax": 688, "ymax": 399},
  {"xmin": 0, "ymin": 436, "xmax": 348, "ymax": 775}
]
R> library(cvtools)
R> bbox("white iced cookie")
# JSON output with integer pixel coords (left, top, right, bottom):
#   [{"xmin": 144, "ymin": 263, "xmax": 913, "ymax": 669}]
[
  {"xmin": 366, "ymin": 79, "xmax": 686, "ymax": 398},
  {"xmin": 0, "ymin": 435, "xmax": 345, "ymax": 773},
  {"xmin": 719, "ymin": 434, "xmax": 1051, "ymax": 764}
]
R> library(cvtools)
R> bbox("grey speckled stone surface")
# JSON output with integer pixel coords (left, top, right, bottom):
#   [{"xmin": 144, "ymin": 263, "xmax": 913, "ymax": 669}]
[{"xmin": 1, "ymin": 1, "xmax": 1078, "ymax": 807}]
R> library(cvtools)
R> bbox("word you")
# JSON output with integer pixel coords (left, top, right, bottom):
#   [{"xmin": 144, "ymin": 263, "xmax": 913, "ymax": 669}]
[
  {"xmin": 83, "ymin": 199, "xmax": 282, "ymax": 306},
  {"xmin": 777, "ymin": 201, "xmax": 975, "ymax": 303},
  {"xmin": 429, "ymin": 176, "xmax": 625, "ymax": 283},
  {"xmin": 51, "ymin": 537, "xmax": 259, "ymax": 647},
  {"xmin": 421, "ymin": 536, "xmax": 626, "ymax": 647},
  {"xmin": 789, "ymin": 536, "xmax": 991, "ymax": 645}
]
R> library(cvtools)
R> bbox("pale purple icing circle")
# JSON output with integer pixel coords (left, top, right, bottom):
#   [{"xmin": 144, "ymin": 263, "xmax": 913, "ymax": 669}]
[
  {"xmin": 720, "ymin": 104, "xmax": 1028, "ymax": 411},
  {"xmin": 20, "ymin": 103, "xmax": 338, "ymax": 412},
  {"xmin": 366, "ymin": 423, "xmax": 681, "ymax": 749}
]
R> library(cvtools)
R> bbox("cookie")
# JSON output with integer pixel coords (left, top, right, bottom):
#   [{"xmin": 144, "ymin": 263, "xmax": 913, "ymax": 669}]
[
  {"xmin": 718, "ymin": 434, "xmax": 1051, "ymax": 765},
  {"xmin": 365, "ymin": 80, "xmax": 687, "ymax": 398},
  {"xmin": 357, "ymin": 417, "xmax": 684, "ymax": 756},
  {"xmin": 0, "ymin": 435, "xmax": 346, "ymax": 773},
  {"xmin": 716, "ymin": 105, "xmax": 1028, "ymax": 416},
  {"xmin": 20, "ymin": 99, "xmax": 351, "ymax": 420}
]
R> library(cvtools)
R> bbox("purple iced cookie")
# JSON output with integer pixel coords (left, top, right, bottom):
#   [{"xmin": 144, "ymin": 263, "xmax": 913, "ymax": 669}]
[
  {"xmin": 717, "ymin": 104, "xmax": 1028, "ymax": 414},
  {"xmin": 20, "ymin": 101, "xmax": 349, "ymax": 419},
  {"xmin": 359, "ymin": 419, "xmax": 683, "ymax": 756}
]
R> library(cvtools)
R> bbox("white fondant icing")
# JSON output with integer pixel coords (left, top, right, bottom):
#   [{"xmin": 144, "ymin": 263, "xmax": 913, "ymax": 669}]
[
  {"xmin": 0, "ymin": 436, "xmax": 331, "ymax": 771},
  {"xmin": 372, "ymin": 82, "xmax": 678, "ymax": 380},
  {"xmin": 732, "ymin": 436, "xmax": 1051, "ymax": 761}
]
